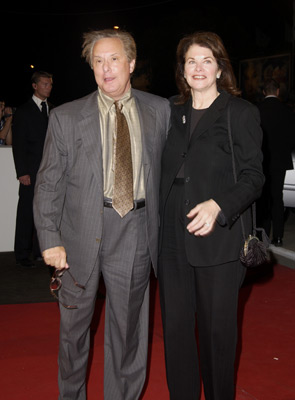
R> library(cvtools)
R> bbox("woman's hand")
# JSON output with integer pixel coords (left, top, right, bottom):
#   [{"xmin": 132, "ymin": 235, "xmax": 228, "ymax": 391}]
[{"xmin": 186, "ymin": 199, "xmax": 221, "ymax": 236}]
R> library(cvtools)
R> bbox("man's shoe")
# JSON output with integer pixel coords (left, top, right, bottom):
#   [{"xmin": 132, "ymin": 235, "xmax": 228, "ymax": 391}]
[
  {"xmin": 271, "ymin": 237, "xmax": 283, "ymax": 247},
  {"xmin": 16, "ymin": 258, "xmax": 36, "ymax": 268}
]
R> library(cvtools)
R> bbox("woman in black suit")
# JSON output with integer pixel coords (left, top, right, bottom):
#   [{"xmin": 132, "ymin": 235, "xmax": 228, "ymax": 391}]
[{"xmin": 159, "ymin": 32, "xmax": 264, "ymax": 400}]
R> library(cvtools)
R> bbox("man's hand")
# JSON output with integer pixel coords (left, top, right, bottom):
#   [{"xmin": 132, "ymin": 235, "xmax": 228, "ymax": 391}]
[
  {"xmin": 42, "ymin": 246, "xmax": 69, "ymax": 270},
  {"xmin": 18, "ymin": 175, "xmax": 31, "ymax": 185},
  {"xmin": 4, "ymin": 106, "xmax": 13, "ymax": 117},
  {"xmin": 186, "ymin": 199, "xmax": 221, "ymax": 236}
]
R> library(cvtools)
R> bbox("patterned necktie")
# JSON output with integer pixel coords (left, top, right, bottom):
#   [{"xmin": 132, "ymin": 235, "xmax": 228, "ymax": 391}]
[
  {"xmin": 112, "ymin": 101, "xmax": 134, "ymax": 218},
  {"xmin": 41, "ymin": 101, "xmax": 48, "ymax": 119}
]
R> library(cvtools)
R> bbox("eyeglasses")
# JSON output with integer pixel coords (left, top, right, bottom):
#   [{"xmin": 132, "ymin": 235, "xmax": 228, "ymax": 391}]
[{"xmin": 50, "ymin": 268, "xmax": 85, "ymax": 309}]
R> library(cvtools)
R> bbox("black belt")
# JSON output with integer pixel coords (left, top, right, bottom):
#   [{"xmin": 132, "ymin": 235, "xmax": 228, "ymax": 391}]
[{"xmin": 103, "ymin": 199, "xmax": 145, "ymax": 210}]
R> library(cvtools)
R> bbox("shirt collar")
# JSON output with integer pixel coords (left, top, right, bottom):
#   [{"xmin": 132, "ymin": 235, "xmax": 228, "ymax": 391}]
[
  {"xmin": 97, "ymin": 88, "xmax": 133, "ymax": 113},
  {"xmin": 32, "ymin": 95, "xmax": 47, "ymax": 108}
]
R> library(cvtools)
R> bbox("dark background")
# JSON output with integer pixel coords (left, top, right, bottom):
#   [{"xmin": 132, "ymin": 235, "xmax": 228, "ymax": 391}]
[{"xmin": 1, "ymin": 0, "xmax": 294, "ymax": 108}]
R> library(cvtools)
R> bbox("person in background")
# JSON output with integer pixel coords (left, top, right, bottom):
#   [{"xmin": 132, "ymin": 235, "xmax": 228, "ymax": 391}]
[
  {"xmin": 33, "ymin": 29, "xmax": 170, "ymax": 400},
  {"xmin": 12, "ymin": 71, "xmax": 53, "ymax": 267},
  {"xmin": 257, "ymin": 78, "xmax": 295, "ymax": 246},
  {"xmin": 0, "ymin": 100, "xmax": 13, "ymax": 145},
  {"xmin": 158, "ymin": 31, "xmax": 264, "ymax": 400}
]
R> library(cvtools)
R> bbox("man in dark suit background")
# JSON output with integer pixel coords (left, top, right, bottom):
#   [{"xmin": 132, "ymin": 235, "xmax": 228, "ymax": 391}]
[
  {"xmin": 33, "ymin": 29, "xmax": 170, "ymax": 400},
  {"xmin": 12, "ymin": 70, "xmax": 53, "ymax": 267},
  {"xmin": 257, "ymin": 78, "xmax": 295, "ymax": 246}
]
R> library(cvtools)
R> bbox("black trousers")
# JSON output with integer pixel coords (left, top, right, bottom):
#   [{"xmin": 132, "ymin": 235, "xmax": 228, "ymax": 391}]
[
  {"xmin": 14, "ymin": 182, "xmax": 40, "ymax": 261},
  {"xmin": 258, "ymin": 169, "xmax": 286, "ymax": 239},
  {"xmin": 158, "ymin": 181, "xmax": 246, "ymax": 400}
]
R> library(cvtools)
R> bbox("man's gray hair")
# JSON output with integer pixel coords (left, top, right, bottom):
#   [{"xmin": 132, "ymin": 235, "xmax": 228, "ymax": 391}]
[{"xmin": 82, "ymin": 29, "xmax": 137, "ymax": 68}]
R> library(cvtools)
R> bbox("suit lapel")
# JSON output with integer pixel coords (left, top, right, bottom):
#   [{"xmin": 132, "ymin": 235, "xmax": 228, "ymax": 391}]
[
  {"xmin": 160, "ymin": 100, "xmax": 189, "ymax": 197},
  {"xmin": 133, "ymin": 92, "xmax": 155, "ymax": 186},
  {"xmin": 78, "ymin": 92, "xmax": 103, "ymax": 185},
  {"xmin": 171, "ymin": 99, "xmax": 191, "ymax": 165},
  {"xmin": 189, "ymin": 91, "xmax": 230, "ymax": 147},
  {"xmin": 28, "ymin": 98, "xmax": 43, "ymax": 116}
]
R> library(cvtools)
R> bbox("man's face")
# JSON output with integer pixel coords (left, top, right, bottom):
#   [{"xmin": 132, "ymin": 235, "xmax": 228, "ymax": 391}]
[
  {"xmin": 92, "ymin": 37, "xmax": 135, "ymax": 100},
  {"xmin": 32, "ymin": 77, "xmax": 53, "ymax": 100}
]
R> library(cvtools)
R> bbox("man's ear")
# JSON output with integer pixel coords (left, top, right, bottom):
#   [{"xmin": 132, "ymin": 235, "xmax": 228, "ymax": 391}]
[{"xmin": 129, "ymin": 59, "xmax": 136, "ymax": 74}]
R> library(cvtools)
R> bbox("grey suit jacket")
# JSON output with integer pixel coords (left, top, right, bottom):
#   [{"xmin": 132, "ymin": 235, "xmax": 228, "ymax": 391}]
[{"xmin": 33, "ymin": 89, "xmax": 170, "ymax": 283}]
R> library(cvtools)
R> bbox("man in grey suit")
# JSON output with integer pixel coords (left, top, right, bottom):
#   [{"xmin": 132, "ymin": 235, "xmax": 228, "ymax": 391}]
[{"xmin": 33, "ymin": 29, "xmax": 170, "ymax": 400}]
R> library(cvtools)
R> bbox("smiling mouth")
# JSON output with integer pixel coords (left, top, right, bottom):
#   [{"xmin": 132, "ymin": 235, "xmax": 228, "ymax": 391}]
[{"xmin": 192, "ymin": 75, "xmax": 206, "ymax": 79}]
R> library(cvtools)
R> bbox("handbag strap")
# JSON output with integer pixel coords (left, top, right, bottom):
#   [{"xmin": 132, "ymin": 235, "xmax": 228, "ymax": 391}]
[{"xmin": 226, "ymin": 103, "xmax": 256, "ymax": 240}]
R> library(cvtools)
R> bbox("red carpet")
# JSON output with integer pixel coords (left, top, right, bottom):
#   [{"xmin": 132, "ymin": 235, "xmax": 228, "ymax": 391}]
[{"xmin": 1, "ymin": 264, "xmax": 294, "ymax": 399}]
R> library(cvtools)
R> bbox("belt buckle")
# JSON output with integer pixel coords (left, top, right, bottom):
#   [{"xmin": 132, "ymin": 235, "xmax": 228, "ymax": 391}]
[{"xmin": 133, "ymin": 200, "xmax": 145, "ymax": 210}]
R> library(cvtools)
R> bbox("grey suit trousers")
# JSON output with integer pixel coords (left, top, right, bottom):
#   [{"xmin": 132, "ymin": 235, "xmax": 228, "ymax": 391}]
[{"xmin": 57, "ymin": 206, "xmax": 151, "ymax": 400}]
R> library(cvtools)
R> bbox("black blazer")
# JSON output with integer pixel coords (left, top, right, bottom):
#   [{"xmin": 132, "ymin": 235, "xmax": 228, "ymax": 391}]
[
  {"xmin": 12, "ymin": 98, "xmax": 53, "ymax": 180},
  {"xmin": 160, "ymin": 91, "xmax": 265, "ymax": 267},
  {"xmin": 257, "ymin": 96, "xmax": 295, "ymax": 172}
]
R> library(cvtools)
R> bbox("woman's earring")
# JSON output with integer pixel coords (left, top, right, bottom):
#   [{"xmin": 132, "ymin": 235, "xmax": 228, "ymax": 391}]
[{"xmin": 216, "ymin": 73, "xmax": 221, "ymax": 79}]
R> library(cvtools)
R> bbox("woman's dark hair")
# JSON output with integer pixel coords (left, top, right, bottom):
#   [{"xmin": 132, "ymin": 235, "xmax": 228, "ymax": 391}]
[{"xmin": 175, "ymin": 31, "xmax": 241, "ymax": 104}]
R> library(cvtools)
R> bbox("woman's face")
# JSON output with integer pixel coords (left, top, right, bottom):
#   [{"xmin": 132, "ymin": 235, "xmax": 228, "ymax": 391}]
[{"xmin": 184, "ymin": 44, "xmax": 221, "ymax": 95}]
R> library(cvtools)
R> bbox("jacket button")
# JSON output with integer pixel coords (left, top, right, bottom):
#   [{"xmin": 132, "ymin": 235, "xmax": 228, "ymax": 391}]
[
  {"xmin": 185, "ymin": 177, "xmax": 190, "ymax": 183},
  {"xmin": 185, "ymin": 199, "xmax": 190, "ymax": 205},
  {"xmin": 181, "ymin": 152, "xmax": 187, "ymax": 158},
  {"xmin": 96, "ymin": 238, "xmax": 101, "ymax": 243}
]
